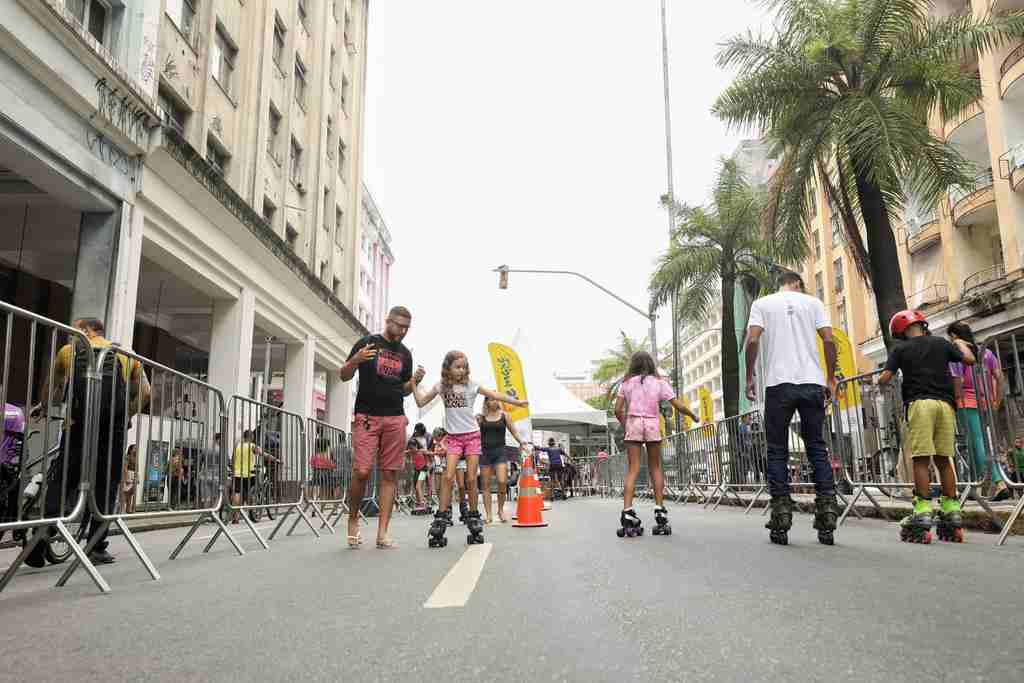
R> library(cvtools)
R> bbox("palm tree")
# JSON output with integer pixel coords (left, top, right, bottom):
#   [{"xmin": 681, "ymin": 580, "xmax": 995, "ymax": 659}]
[
  {"xmin": 650, "ymin": 158, "xmax": 774, "ymax": 419},
  {"xmin": 590, "ymin": 332, "xmax": 672, "ymax": 402},
  {"xmin": 713, "ymin": 0, "xmax": 1024, "ymax": 349}
]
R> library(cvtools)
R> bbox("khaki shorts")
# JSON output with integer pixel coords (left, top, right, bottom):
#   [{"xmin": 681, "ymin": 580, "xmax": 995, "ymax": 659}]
[{"xmin": 905, "ymin": 400, "xmax": 956, "ymax": 459}]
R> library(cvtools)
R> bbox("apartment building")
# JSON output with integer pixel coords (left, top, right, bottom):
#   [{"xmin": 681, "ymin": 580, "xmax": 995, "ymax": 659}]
[
  {"xmin": 358, "ymin": 185, "xmax": 394, "ymax": 332},
  {"xmin": 0, "ymin": 0, "xmax": 374, "ymax": 428},
  {"xmin": 552, "ymin": 371, "xmax": 604, "ymax": 403},
  {"xmin": 800, "ymin": 0, "xmax": 1024, "ymax": 386}
]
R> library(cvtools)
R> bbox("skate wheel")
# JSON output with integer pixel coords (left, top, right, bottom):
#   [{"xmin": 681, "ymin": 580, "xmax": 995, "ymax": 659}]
[
  {"xmin": 953, "ymin": 528, "xmax": 964, "ymax": 543},
  {"xmin": 664, "ymin": 527, "xmax": 672, "ymax": 536},
  {"xmin": 637, "ymin": 528, "xmax": 644, "ymax": 536},
  {"xmin": 818, "ymin": 531, "xmax": 834, "ymax": 546},
  {"xmin": 441, "ymin": 537, "xmax": 448, "ymax": 547},
  {"xmin": 616, "ymin": 528, "xmax": 625, "ymax": 538}
]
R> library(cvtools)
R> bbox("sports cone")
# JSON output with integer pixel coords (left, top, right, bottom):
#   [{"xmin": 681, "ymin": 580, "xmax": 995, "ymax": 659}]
[{"xmin": 512, "ymin": 454, "xmax": 548, "ymax": 528}]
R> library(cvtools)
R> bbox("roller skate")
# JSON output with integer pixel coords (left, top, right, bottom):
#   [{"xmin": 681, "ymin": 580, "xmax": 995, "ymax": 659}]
[
  {"xmin": 458, "ymin": 500, "xmax": 469, "ymax": 525},
  {"xmin": 899, "ymin": 497, "xmax": 934, "ymax": 544},
  {"xmin": 428, "ymin": 510, "xmax": 450, "ymax": 548},
  {"xmin": 935, "ymin": 496, "xmax": 964, "ymax": 543},
  {"xmin": 765, "ymin": 495, "xmax": 793, "ymax": 545},
  {"xmin": 446, "ymin": 505, "xmax": 455, "ymax": 526},
  {"xmin": 652, "ymin": 506, "xmax": 672, "ymax": 536},
  {"xmin": 466, "ymin": 510, "xmax": 485, "ymax": 545},
  {"xmin": 812, "ymin": 495, "xmax": 840, "ymax": 546},
  {"xmin": 616, "ymin": 508, "xmax": 644, "ymax": 538}
]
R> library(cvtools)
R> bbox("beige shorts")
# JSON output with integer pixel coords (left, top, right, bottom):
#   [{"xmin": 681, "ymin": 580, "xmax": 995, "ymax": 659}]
[{"xmin": 904, "ymin": 400, "xmax": 956, "ymax": 459}]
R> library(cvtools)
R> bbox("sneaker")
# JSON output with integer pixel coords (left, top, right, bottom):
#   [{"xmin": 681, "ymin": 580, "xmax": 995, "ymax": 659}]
[
  {"xmin": 89, "ymin": 549, "xmax": 116, "ymax": 565},
  {"xmin": 23, "ymin": 542, "xmax": 46, "ymax": 569},
  {"xmin": 991, "ymin": 488, "xmax": 1011, "ymax": 503}
]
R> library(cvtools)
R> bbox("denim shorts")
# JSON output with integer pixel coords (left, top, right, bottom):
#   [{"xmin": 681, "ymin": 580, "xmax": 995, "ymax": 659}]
[{"xmin": 480, "ymin": 446, "xmax": 509, "ymax": 468}]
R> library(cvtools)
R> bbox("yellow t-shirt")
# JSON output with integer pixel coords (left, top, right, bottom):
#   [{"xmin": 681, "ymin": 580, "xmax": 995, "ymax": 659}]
[
  {"xmin": 233, "ymin": 443, "xmax": 255, "ymax": 478},
  {"xmin": 56, "ymin": 336, "xmax": 137, "ymax": 384}
]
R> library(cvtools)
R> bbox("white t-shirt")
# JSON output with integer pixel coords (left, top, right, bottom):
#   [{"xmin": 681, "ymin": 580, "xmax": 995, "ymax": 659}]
[
  {"xmin": 747, "ymin": 290, "xmax": 830, "ymax": 388},
  {"xmin": 434, "ymin": 381, "xmax": 480, "ymax": 435}
]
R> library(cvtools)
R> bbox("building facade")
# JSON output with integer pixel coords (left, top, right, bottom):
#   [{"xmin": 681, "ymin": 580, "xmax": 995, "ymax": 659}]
[
  {"xmin": 552, "ymin": 371, "xmax": 604, "ymax": 403},
  {"xmin": 358, "ymin": 185, "xmax": 393, "ymax": 332},
  {"xmin": 0, "ymin": 0, "xmax": 376, "ymax": 429}
]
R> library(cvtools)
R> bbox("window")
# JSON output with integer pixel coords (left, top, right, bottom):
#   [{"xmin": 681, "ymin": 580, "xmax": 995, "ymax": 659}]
[
  {"xmin": 808, "ymin": 187, "xmax": 817, "ymax": 217},
  {"xmin": 812, "ymin": 230, "xmax": 820, "ymax": 259},
  {"xmin": 167, "ymin": 0, "xmax": 198, "ymax": 44},
  {"xmin": 158, "ymin": 87, "xmax": 187, "ymax": 134},
  {"xmin": 713, "ymin": 377, "xmax": 721, "ymax": 391},
  {"xmin": 332, "ymin": 277, "xmax": 341, "ymax": 295},
  {"xmin": 837, "ymin": 301, "xmax": 848, "ymax": 332},
  {"xmin": 289, "ymin": 136, "xmax": 304, "ymax": 186},
  {"xmin": 335, "ymin": 207, "xmax": 344, "ymax": 244},
  {"xmin": 833, "ymin": 258, "xmax": 844, "ymax": 293},
  {"xmin": 211, "ymin": 26, "xmax": 237, "ymax": 97},
  {"xmin": 272, "ymin": 14, "xmax": 286, "ymax": 67},
  {"xmin": 341, "ymin": 74, "xmax": 351, "ymax": 114},
  {"xmin": 831, "ymin": 215, "xmax": 842, "ymax": 247},
  {"xmin": 68, "ymin": 0, "xmax": 110, "ymax": 45},
  {"xmin": 319, "ymin": 261, "xmax": 328, "ymax": 282},
  {"xmin": 268, "ymin": 105, "xmax": 282, "ymax": 159},
  {"xmin": 286, "ymin": 223, "xmax": 298, "ymax": 250},
  {"xmin": 298, "ymin": 0, "xmax": 309, "ymax": 30},
  {"xmin": 815, "ymin": 272, "xmax": 824, "ymax": 301},
  {"xmin": 344, "ymin": 9, "xmax": 354, "ymax": 47},
  {"xmin": 337, "ymin": 139, "xmax": 347, "ymax": 181},
  {"xmin": 206, "ymin": 138, "xmax": 228, "ymax": 175},
  {"xmin": 326, "ymin": 116, "xmax": 334, "ymax": 145},
  {"xmin": 323, "ymin": 188, "xmax": 331, "ymax": 229},
  {"xmin": 714, "ymin": 399, "xmax": 722, "ymax": 415},
  {"xmin": 294, "ymin": 57, "xmax": 308, "ymax": 108},
  {"xmin": 262, "ymin": 198, "xmax": 277, "ymax": 226},
  {"xmin": 330, "ymin": 47, "xmax": 338, "ymax": 88}
]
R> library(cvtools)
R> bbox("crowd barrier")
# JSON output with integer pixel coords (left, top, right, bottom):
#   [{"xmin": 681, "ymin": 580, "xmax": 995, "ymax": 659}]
[{"xmin": 305, "ymin": 418, "xmax": 351, "ymax": 531}]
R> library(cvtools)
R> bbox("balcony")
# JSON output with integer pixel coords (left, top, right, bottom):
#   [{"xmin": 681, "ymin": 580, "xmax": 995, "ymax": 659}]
[
  {"xmin": 963, "ymin": 263, "xmax": 1007, "ymax": 297},
  {"xmin": 1001, "ymin": 41, "xmax": 1024, "ymax": 98},
  {"xmin": 948, "ymin": 170, "xmax": 996, "ymax": 227},
  {"xmin": 905, "ymin": 210, "xmax": 940, "ymax": 254},
  {"xmin": 944, "ymin": 99, "xmax": 983, "ymax": 141},
  {"xmin": 991, "ymin": 1, "xmax": 1024, "ymax": 14},
  {"xmin": 908, "ymin": 284, "xmax": 949, "ymax": 309},
  {"xmin": 998, "ymin": 142, "xmax": 1024, "ymax": 192}
]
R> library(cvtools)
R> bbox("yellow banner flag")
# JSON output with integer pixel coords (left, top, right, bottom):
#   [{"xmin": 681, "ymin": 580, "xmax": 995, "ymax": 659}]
[
  {"xmin": 699, "ymin": 386, "xmax": 714, "ymax": 424},
  {"xmin": 487, "ymin": 343, "xmax": 531, "ymax": 426},
  {"xmin": 817, "ymin": 328, "xmax": 860, "ymax": 409},
  {"xmin": 678, "ymin": 396, "xmax": 694, "ymax": 431}
]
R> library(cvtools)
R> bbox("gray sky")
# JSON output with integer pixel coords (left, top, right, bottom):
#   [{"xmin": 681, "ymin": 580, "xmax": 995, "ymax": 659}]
[{"xmin": 364, "ymin": 1, "xmax": 767, "ymax": 393}]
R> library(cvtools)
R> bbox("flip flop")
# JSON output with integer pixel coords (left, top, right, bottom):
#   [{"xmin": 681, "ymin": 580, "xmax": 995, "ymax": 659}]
[
  {"xmin": 376, "ymin": 537, "xmax": 398, "ymax": 549},
  {"xmin": 347, "ymin": 533, "xmax": 363, "ymax": 549}
]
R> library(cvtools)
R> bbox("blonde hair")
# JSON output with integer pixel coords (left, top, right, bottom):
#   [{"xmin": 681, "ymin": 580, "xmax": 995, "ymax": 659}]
[{"xmin": 440, "ymin": 350, "xmax": 470, "ymax": 389}]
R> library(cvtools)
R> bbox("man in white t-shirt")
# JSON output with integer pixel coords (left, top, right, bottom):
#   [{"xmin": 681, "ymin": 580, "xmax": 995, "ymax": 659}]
[{"xmin": 745, "ymin": 271, "xmax": 839, "ymax": 545}]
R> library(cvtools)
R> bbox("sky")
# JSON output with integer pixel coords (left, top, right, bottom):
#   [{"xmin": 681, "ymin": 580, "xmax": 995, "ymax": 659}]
[{"xmin": 363, "ymin": 1, "xmax": 769, "ymax": 394}]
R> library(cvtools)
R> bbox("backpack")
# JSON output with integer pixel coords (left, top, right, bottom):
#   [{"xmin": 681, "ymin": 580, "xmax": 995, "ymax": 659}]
[{"xmin": 69, "ymin": 340, "xmax": 129, "ymax": 438}]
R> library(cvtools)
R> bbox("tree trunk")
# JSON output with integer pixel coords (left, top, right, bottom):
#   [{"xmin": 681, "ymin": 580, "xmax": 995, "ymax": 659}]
[
  {"xmin": 720, "ymin": 265, "xmax": 740, "ymax": 419},
  {"xmin": 853, "ymin": 171, "xmax": 907, "ymax": 353}
]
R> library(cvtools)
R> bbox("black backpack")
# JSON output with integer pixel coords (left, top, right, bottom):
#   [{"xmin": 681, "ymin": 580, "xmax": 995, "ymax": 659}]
[{"xmin": 69, "ymin": 340, "xmax": 129, "ymax": 438}]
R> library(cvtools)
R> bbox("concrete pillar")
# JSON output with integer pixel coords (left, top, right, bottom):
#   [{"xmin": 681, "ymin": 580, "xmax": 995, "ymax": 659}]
[
  {"xmin": 70, "ymin": 208, "xmax": 120, "ymax": 325},
  {"xmin": 106, "ymin": 202, "xmax": 143, "ymax": 347},
  {"xmin": 326, "ymin": 368, "xmax": 351, "ymax": 428},
  {"xmin": 284, "ymin": 334, "xmax": 316, "ymax": 418},
  {"xmin": 209, "ymin": 289, "xmax": 255, "ymax": 399}
]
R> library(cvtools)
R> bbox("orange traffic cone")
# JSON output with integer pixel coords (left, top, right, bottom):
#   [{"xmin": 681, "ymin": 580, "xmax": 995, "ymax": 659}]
[{"xmin": 513, "ymin": 454, "xmax": 548, "ymax": 528}]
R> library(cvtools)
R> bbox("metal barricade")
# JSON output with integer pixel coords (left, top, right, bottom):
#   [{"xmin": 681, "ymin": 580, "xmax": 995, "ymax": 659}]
[
  {"xmin": 305, "ymin": 418, "xmax": 351, "ymax": 533},
  {"xmin": 676, "ymin": 423, "xmax": 722, "ymax": 506},
  {"xmin": 715, "ymin": 411, "xmax": 770, "ymax": 513},
  {"xmin": 0, "ymin": 302, "xmax": 108, "ymax": 593},
  {"xmin": 56, "ymin": 344, "xmax": 241, "ymax": 591},
  {"xmin": 221, "ymin": 395, "xmax": 319, "ymax": 548}
]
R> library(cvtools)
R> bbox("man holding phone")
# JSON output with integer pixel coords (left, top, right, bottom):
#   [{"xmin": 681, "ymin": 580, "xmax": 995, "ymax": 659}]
[{"xmin": 339, "ymin": 306, "xmax": 424, "ymax": 549}]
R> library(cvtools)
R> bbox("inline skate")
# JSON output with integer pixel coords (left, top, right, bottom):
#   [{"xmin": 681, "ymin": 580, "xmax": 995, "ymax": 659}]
[
  {"xmin": 616, "ymin": 508, "xmax": 644, "ymax": 538},
  {"xmin": 935, "ymin": 496, "xmax": 964, "ymax": 543},
  {"xmin": 466, "ymin": 510, "xmax": 485, "ymax": 545},
  {"xmin": 428, "ymin": 510, "xmax": 450, "ymax": 548},
  {"xmin": 812, "ymin": 495, "xmax": 840, "ymax": 546},
  {"xmin": 766, "ymin": 495, "xmax": 794, "ymax": 545},
  {"xmin": 652, "ymin": 506, "xmax": 672, "ymax": 536},
  {"xmin": 899, "ymin": 497, "xmax": 933, "ymax": 544}
]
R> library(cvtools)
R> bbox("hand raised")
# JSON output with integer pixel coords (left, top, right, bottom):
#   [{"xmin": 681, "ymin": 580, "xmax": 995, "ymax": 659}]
[{"xmin": 354, "ymin": 344, "xmax": 377, "ymax": 364}]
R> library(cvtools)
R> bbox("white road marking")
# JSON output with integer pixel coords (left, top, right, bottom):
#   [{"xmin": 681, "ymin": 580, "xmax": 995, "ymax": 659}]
[{"xmin": 423, "ymin": 543, "xmax": 493, "ymax": 609}]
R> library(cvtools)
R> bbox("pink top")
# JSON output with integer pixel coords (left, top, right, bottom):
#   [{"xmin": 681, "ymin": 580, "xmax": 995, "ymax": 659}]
[
  {"xmin": 949, "ymin": 349, "xmax": 999, "ymax": 409},
  {"xmin": 619, "ymin": 375, "xmax": 674, "ymax": 418}
]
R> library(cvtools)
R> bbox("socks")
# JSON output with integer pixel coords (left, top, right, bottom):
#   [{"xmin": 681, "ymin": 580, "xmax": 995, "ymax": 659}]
[{"xmin": 940, "ymin": 496, "xmax": 961, "ymax": 514}]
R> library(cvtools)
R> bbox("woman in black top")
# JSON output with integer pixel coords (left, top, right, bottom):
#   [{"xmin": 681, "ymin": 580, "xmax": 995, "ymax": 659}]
[{"xmin": 477, "ymin": 397, "xmax": 525, "ymax": 524}]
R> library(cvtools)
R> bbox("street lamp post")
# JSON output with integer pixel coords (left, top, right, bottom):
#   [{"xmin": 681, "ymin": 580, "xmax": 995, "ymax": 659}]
[{"xmin": 494, "ymin": 266, "xmax": 658, "ymax": 360}]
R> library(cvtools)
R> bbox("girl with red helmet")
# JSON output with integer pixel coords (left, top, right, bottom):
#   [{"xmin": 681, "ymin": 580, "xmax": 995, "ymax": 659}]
[{"xmin": 878, "ymin": 310, "xmax": 975, "ymax": 543}]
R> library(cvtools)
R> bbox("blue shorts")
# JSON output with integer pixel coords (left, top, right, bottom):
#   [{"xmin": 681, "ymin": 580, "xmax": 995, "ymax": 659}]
[{"xmin": 480, "ymin": 446, "xmax": 509, "ymax": 468}]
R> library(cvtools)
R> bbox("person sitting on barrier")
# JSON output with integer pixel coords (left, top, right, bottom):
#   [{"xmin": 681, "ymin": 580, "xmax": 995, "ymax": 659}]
[
  {"xmin": 947, "ymin": 321, "xmax": 1008, "ymax": 502},
  {"xmin": 879, "ymin": 310, "xmax": 975, "ymax": 544},
  {"xmin": 340, "ymin": 306, "xmax": 423, "ymax": 550},
  {"xmin": 27, "ymin": 317, "xmax": 151, "ymax": 567},
  {"xmin": 614, "ymin": 350, "xmax": 699, "ymax": 537}
]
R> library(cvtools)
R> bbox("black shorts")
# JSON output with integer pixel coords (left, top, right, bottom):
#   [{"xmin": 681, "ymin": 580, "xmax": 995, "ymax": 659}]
[
  {"xmin": 480, "ymin": 446, "xmax": 509, "ymax": 468},
  {"xmin": 233, "ymin": 476, "xmax": 252, "ymax": 501},
  {"xmin": 549, "ymin": 463, "xmax": 565, "ymax": 475}
]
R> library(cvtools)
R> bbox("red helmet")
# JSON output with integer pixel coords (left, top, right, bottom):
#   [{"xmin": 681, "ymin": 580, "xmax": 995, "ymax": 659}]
[{"xmin": 889, "ymin": 310, "xmax": 927, "ymax": 338}]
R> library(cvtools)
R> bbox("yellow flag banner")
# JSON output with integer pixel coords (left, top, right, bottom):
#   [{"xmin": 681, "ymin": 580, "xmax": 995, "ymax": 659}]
[
  {"xmin": 698, "ymin": 387, "xmax": 714, "ymax": 424},
  {"xmin": 487, "ymin": 343, "xmax": 532, "ymax": 441},
  {"xmin": 817, "ymin": 328, "xmax": 860, "ymax": 409},
  {"xmin": 678, "ymin": 396, "xmax": 694, "ymax": 431}
]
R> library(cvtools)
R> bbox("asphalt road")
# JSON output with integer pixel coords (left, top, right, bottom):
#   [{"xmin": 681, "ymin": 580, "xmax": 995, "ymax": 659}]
[{"xmin": 1, "ymin": 498, "xmax": 1022, "ymax": 682}]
